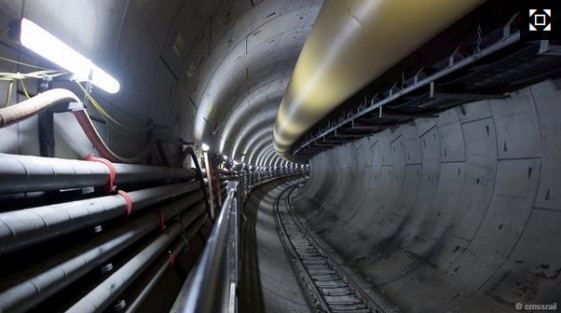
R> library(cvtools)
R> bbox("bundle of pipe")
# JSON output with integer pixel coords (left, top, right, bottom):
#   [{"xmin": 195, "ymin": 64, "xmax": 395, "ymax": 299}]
[
  {"xmin": 0, "ymin": 153, "xmax": 214, "ymax": 312},
  {"xmin": 65, "ymin": 205, "xmax": 208, "ymax": 313},
  {"xmin": 0, "ymin": 153, "xmax": 196, "ymax": 194},
  {"xmin": 0, "ymin": 197, "xmax": 205, "ymax": 313},
  {"xmin": 0, "ymin": 181, "xmax": 200, "ymax": 255}
]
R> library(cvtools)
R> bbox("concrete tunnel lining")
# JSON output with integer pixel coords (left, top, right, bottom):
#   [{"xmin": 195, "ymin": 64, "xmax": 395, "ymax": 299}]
[
  {"xmin": 291, "ymin": 80, "xmax": 561, "ymax": 312},
  {"xmin": 0, "ymin": 0, "xmax": 560, "ymax": 312},
  {"xmin": 191, "ymin": 1, "xmax": 322, "ymax": 145}
]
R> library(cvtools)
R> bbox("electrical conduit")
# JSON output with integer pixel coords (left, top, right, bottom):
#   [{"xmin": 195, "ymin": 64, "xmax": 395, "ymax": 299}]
[
  {"xmin": 0, "ymin": 89, "xmax": 156, "ymax": 164},
  {"xmin": 0, "ymin": 196, "xmax": 205, "ymax": 313},
  {"xmin": 0, "ymin": 181, "xmax": 201, "ymax": 256}
]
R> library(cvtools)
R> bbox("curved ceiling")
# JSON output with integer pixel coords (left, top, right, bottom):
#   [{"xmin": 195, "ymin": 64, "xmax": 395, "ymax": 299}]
[
  {"xmin": 0, "ymin": 0, "xmax": 323, "ymax": 166},
  {"xmin": 180, "ymin": 0, "xmax": 323, "ymax": 167}
]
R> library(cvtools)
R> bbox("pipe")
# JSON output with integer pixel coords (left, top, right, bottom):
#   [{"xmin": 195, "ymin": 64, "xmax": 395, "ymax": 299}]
[
  {"xmin": 179, "ymin": 186, "xmax": 238, "ymax": 313},
  {"xmin": 124, "ymin": 216, "xmax": 206, "ymax": 313},
  {"xmin": 273, "ymin": 0, "xmax": 486, "ymax": 159},
  {"xmin": 124, "ymin": 240, "xmax": 188, "ymax": 313},
  {"xmin": 0, "ymin": 196, "xmax": 205, "ymax": 313},
  {"xmin": 0, "ymin": 89, "xmax": 157, "ymax": 164},
  {"xmin": 65, "ymin": 207, "xmax": 208, "ymax": 313},
  {"xmin": 0, "ymin": 153, "xmax": 196, "ymax": 194},
  {"xmin": 183, "ymin": 146, "xmax": 212, "ymax": 221},
  {"xmin": 0, "ymin": 88, "xmax": 79, "ymax": 127},
  {"xmin": 0, "ymin": 181, "xmax": 201, "ymax": 256},
  {"xmin": 72, "ymin": 109, "xmax": 158, "ymax": 163}
]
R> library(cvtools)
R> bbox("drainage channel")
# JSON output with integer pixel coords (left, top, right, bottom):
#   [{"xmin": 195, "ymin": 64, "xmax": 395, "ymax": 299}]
[{"xmin": 274, "ymin": 183, "xmax": 387, "ymax": 313}]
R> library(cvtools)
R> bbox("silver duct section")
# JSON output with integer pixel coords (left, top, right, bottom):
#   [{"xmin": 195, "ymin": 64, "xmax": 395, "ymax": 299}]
[
  {"xmin": 0, "ymin": 153, "xmax": 196, "ymax": 194},
  {"xmin": 65, "ymin": 206, "xmax": 207, "ymax": 313},
  {"xmin": 0, "ymin": 196, "xmax": 204, "ymax": 313},
  {"xmin": 0, "ymin": 181, "xmax": 200, "ymax": 256}
]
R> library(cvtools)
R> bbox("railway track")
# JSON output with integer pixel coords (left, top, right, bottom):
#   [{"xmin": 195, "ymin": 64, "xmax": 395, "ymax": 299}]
[{"xmin": 274, "ymin": 184, "xmax": 386, "ymax": 313}]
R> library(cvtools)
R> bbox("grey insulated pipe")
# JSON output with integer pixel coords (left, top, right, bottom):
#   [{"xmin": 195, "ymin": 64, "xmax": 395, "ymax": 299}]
[
  {"xmin": 65, "ymin": 205, "xmax": 208, "ymax": 313},
  {"xmin": 0, "ymin": 153, "xmax": 196, "ymax": 194},
  {"xmin": 124, "ymin": 239, "xmax": 191, "ymax": 313},
  {"xmin": 0, "ymin": 195, "xmax": 205, "ymax": 313},
  {"xmin": 0, "ymin": 181, "xmax": 201, "ymax": 256},
  {"xmin": 123, "ymin": 213, "xmax": 207, "ymax": 313}
]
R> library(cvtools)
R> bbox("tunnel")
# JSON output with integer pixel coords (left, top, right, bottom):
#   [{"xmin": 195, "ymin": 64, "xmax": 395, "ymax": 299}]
[{"xmin": 0, "ymin": 0, "xmax": 560, "ymax": 312}]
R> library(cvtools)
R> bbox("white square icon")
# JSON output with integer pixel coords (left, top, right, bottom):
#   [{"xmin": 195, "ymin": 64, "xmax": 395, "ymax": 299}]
[
  {"xmin": 535, "ymin": 14, "xmax": 547, "ymax": 26},
  {"xmin": 529, "ymin": 9, "xmax": 552, "ymax": 32}
]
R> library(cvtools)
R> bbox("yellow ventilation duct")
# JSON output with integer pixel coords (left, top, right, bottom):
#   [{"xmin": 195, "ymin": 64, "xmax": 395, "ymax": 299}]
[{"xmin": 273, "ymin": 0, "xmax": 487, "ymax": 159}]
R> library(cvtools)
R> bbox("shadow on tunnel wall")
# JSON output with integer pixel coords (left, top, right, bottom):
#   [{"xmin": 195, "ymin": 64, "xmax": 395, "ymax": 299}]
[{"xmin": 292, "ymin": 79, "xmax": 561, "ymax": 313}]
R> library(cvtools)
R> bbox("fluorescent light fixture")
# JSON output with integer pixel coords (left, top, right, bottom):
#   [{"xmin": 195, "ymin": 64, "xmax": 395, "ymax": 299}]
[
  {"xmin": 201, "ymin": 143, "xmax": 210, "ymax": 152},
  {"xmin": 20, "ymin": 18, "xmax": 120, "ymax": 94}
]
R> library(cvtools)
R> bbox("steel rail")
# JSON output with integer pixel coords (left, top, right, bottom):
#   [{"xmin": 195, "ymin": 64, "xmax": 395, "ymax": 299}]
[
  {"xmin": 178, "ymin": 181, "xmax": 241, "ymax": 313},
  {"xmin": 274, "ymin": 184, "xmax": 332, "ymax": 312},
  {"xmin": 285, "ymin": 186, "xmax": 387, "ymax": 313},
  {"xmin": 275, "ymin": 183, "xmax": 388, "ymax": 313}
]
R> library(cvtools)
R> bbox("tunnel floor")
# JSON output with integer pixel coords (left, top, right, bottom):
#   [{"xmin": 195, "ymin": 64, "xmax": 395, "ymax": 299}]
[{"xmin": 239, "ymin": 177, "xmax": 315, "ymax": 313}]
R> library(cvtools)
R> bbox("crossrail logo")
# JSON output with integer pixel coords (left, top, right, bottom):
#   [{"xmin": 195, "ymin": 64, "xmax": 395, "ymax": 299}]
[{"xmin": 529, "ymin": 9, "xmax": 551, "ymax": 31}]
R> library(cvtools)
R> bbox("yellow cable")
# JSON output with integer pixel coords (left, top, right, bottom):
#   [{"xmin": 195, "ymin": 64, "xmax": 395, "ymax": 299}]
[
  {"xmin": 0, "ymin": 72, "xmax": 25, "ymax": 80},
  {"xmin": 0, "ymin": 69, "xmax": 149, "ymax": 132},
  {"xmin": 0, "ymin": 70, "xmax": 66, "ymax": 80},
  {"xmin": 19, "ymin": 79, "xmax": 31, "ymax": 99},
  {"xmin": 0, "ymin": 55, "xmax": 52, "ymax": 71},
  {"xmin": 4, "ymin": 80, "xmax": 13, "ymax": 107},
  {"xmin": 75, "ymin": 82, "xmax": 151, "ymax": 133}
]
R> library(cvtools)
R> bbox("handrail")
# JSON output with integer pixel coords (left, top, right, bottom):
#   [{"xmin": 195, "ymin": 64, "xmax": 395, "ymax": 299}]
[
  {"xmin": 173, "ymin": 170, "xmax": 307, "ymax": 313},
  {"xmin": 177, "ymin": 180, "xmax": 241, "ymax": 313}
]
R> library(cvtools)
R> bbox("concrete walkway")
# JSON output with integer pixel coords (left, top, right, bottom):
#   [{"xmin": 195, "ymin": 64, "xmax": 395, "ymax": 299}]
[{"xmin": 239, "ymin": 178, "xmax": 315, "ymax": 313}]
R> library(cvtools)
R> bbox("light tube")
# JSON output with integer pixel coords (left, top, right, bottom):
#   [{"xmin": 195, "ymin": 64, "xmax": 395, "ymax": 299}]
[{"xmin": 20, "ymin": 18, "xmax": 120, "ymax": 94}]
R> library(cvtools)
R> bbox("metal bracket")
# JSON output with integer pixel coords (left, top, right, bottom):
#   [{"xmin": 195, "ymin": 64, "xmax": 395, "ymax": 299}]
[{"xmin": 539, "ymin": 40, "xmax": 561, "ymax": 56}]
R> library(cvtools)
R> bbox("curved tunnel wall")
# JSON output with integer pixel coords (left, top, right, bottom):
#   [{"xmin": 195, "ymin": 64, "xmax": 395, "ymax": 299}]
[
  {"xmin": 0, "ymin": 0, "xmax": 322, "ymax": 168},
  {"xmin": 293, "ymin": 79, "xmax": 561, "ymax": 312}
]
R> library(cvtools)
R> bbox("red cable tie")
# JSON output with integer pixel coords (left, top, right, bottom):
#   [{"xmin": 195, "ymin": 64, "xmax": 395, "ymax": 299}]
[
  {"xmin": 152, "ymin": 210, "xmax": 166, "ymax": 231},
  {"xmin": 85, "ymin": 154, "xmax": 117, "ymax": 193},
  {"xmin": 117, "ymin": 190, "xmax": 133, "ymax": 218},
  {"xmin": 167, "ymin": 250, "xmax": 175, "ymax": 268}
]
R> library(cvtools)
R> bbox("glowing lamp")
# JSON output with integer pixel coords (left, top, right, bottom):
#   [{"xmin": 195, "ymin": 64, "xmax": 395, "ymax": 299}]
[{"xmin": 20, "ymin": 18, "xmax": 120, "ymax": 94}]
